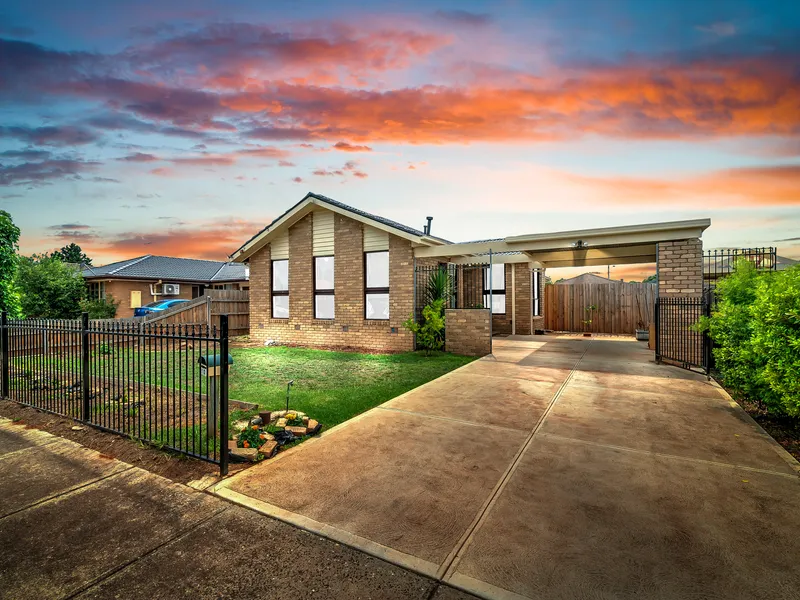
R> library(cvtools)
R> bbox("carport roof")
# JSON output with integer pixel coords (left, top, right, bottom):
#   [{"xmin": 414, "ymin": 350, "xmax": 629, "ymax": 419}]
[{"xmin": 414, "ymin": 218, "xmax": 711, "ymax": 268}]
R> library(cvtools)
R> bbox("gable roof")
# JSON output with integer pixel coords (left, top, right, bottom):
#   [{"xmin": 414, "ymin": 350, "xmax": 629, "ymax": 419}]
[
  {"xmin": 231, "ymin": 192, "xmax": 448, "ymax": 262},
  {"xmin": 83, "ymin": 255, "xmax": 248, "ymax": 283},
  {"xmin": 557, "ymin": 273, "xmax": 620, "ymax": 285}
]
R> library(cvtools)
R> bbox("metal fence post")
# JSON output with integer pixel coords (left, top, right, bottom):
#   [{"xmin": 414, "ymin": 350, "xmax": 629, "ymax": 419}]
[
  {"xmin": 219, "ymin": 314, "xmax": 229, "ymax": 476},
  {"xmin": 654, "ymin": 297, "xmax": 661, "ymax": 363},
  {"xmin": 81, "ymin": 312, "xmax": 90, "ymax": 422},
  {"xmin": 1, "ymin": 312, "xmax": 8, "ymax": 399}
]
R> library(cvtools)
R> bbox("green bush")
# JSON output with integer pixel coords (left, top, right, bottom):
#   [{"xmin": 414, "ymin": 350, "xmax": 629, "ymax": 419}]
[
  {"xmin": 750, "ymin": 265, "xmax": 800, "ymax": 415},
  {"xmin": 704, "ymin": 260, "xmax": 799, "ymax": 415},
  {"xmin": 15, "ymin": 254, "xmax": 87, "ymax": 319},
  {"xmin": 403, "ymin": 299, "xmax": 445, "ymax": 356},
  {"xmin": 80, "ymin": 295, "xmax": 120, "ymax": 319}
]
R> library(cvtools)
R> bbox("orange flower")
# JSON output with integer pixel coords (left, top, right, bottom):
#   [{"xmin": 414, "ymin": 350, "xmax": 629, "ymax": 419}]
[
  {"xmin": 251, "ymin": 425, "xmax": 258, "ymax": 430},
  {"xmin": 243, "ymin": 440, "xmax": 250, "ymax": 448},
  {"xmin": 259, "ymin": 433, "xmax": 266, "ymax": 440}
]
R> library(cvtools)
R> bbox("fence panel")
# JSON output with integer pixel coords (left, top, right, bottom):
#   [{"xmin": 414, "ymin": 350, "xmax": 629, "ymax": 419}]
[
  {"xmin": 1, "ymin": 313, "xmax": 229, "ymax": 474},
  {"xmin": 143, "ymin": 291, "xmax": 249, "ymax": 337},
  {"xmin": 544, "ymin": 283, "xmax": 656, "ymax": 334},
  {"xmin": 655, "ymin": 295, "xmax": 710, "ymax": 372}
]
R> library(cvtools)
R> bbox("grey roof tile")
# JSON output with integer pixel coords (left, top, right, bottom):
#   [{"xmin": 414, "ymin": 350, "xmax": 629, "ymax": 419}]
[{"xmin": 82, "ymin": 255, "xmax": 248, "ymax": 283}]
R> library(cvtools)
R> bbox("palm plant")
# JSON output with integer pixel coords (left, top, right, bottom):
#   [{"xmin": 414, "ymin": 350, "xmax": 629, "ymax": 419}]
[{"xmin": 424, "ymin": 268, "xmax": 454, "ymax": 307}]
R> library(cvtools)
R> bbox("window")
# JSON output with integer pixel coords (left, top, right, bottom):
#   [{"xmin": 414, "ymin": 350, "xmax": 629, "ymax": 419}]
[
  {"xmin": 271, "ymin": 259, "xmax": 289, "ymax": 318},
  {"xmin": 314, "ymin": 256, "xmax": 335, "ymax": 319},
  {"xmin": 532, "ymin": 269, "xmax": 542, "ymax": 317},
  {"xmin": 365, "ymin": 251, "xmax": 389, "ymax": 319},
  {"xmin": 87, "ymin": 282, "xmax": 105, "ymax": 300},
  {"xmin": 483, "ymin": 265, "xmax": 506, "ymax": 314}
]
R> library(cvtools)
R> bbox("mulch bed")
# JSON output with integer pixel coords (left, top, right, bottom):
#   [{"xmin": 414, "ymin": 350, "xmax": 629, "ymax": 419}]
[
  {"xmin": 727, "ymin": 394, "xmax": 800, "ymax": 463},
  {"xmin": 0, "ymin": 399, "xmax": 250, "ymax": 484}
]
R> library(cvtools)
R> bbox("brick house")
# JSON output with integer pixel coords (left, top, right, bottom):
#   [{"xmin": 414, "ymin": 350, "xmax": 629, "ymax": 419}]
[
  {"xmin": 232, "ymin": 192, "xmax": 710, "ymax": 354},
  {"xmin": 82, "ymin": 255, "xmax": 249, "ymax": 318}
]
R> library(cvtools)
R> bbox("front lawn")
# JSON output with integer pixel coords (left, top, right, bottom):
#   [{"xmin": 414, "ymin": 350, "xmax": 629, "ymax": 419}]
[{"xmin": 229, "ymin": 347, "xmax": 474, "ymax": 427}]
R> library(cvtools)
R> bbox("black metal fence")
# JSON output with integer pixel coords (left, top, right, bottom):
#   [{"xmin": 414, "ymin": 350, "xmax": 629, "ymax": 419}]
[
  {"xmin": 704, "ymin": 247, "xmax": 777, "ymax": 286},
  {"xmin": 0, "ymin": 312, "xmax": 229, "ymax": 474},
  {"xmin": 414, "ymin": 263, "xmax": 489, "ymax": 319},
  {"xmin": 655, "ymin": 294, "xmax": 711, "ymax": 373}
]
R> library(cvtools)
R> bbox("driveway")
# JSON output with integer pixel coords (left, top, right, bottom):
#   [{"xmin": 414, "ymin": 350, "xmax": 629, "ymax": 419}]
[{"xmin": 217, "ymin": 335, "xmax": 800, "ymax": 600}]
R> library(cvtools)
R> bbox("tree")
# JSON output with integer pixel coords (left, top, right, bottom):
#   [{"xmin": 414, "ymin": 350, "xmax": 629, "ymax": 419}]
[
  {"xmin": 53, "ymin": 242, "xmax": 92, "ymax": 265},
  {"xmin": 641, "ymin": 274, "xmax": 657, "ymax": 284},
  {"xmin": 0, "ymin": 211, "xmax": 22, "ymax": 317},
  {"xmin": 15, "ymin": 254, "xmax": 87, "ymax": 319}
]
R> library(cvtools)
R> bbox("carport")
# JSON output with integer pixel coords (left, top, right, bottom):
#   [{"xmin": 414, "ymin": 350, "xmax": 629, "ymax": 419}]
[{"xmin": 412, "ymin": 219, "xmax": 710, "ymax": 359}]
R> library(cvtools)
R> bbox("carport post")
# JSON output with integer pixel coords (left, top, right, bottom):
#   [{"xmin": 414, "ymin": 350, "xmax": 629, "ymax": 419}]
[
  {"xmin": 219, "ymin": 314, "xmax": 229, "ymax": 476},
  {"xmin": 489, "ymin": 250, "xmax": 493, "ymax": 354},
  {"xmin": 1, "ymin": 312, "xmax": 8, "ymax": 399}
]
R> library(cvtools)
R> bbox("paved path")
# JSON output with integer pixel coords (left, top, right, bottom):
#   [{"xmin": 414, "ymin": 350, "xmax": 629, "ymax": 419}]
[
  {"xmin": 218, "ymin": 335, "xmax": 800, "ymax": 600},
  {"xmin": 0, "ymin": 418, "xmax": 473, "ymax": 600}
]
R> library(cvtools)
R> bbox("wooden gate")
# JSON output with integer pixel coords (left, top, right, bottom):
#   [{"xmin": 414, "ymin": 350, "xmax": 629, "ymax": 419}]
[{"xmin": 544, "ymin": 283, "xmax": 656, "ymax": 335}]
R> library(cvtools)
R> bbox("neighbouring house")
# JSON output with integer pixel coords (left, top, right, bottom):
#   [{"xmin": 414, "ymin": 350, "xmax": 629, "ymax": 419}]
[
  {"xmin": 231, "ymin": 192, "xmax": 711, "ymax": 354},
  {"xmin": 82, "ymin": 255, "xmax": 249, "ymax": 318},
  {"xmin": 777, "ymin": 255, "xmax": 798, "ymax": 271},
  {"xmin": 556, "ymin": 272, "xmax": 619, "ymax": 285}
]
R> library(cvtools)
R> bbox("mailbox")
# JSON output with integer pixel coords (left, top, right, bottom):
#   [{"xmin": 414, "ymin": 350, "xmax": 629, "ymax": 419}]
[{"xmin": 199, "ymin": 353, "xmax": 233, "ymax": 377}]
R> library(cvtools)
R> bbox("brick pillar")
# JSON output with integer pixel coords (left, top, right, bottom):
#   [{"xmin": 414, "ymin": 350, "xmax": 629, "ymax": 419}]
[
  {"xmin": 513, "ymin": 263, "xmax": 532, "ymax": 335},
  {"xmin": 657, "ymin": 239, "xmax": 703, "ymax": 297}
]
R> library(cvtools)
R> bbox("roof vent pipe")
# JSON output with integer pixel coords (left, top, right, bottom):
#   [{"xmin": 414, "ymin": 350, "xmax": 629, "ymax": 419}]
[{"xmin": 425, "ymin": 216, "xmax": 433, "ymax": 235}]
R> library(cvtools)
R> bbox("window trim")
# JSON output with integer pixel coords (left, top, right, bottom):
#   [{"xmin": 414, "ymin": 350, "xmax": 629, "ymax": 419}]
[
  {"xmin": 271, "ymin": 259, "xmax": 289, "ymax": 319},
  {"xmin": 364, "ymin": 250, "xmax": 390, "ymax": 320},
  {"xmin": 313, "ymin": 255, "xmax": 335, "ymax": 320},
  {"xmin": 483, "ymin": 264, "xmax": 507, "ymax": 315},
  {"xmin": 88, "ymin": 281, "xmax": 106, "ymax": 301}
]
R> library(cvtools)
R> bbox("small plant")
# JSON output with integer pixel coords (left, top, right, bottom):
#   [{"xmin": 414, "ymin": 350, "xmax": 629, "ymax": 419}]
[
  {"xmin": 97, "ymin": 342, "xmax": 114, "ymax": 355},
  {"xmin": 236, "ymin": 424, "xmax": 263, "ymax": 448},
  {"xmin": 582, "ymin": 304, "xmax": 598, "ymax": 332},
  {"xmin": 425, "ymin": 268, "xmax": 454, "ymax": 306},
  {"xmin": 403, "ymin": 299, "xmax": 446, "ymax": 356}
]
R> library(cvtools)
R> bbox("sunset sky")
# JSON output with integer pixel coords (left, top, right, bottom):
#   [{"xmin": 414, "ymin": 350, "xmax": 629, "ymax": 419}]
[{"xmin": 1, "ymin": 0, "xmax": 798, "ymax": 281}]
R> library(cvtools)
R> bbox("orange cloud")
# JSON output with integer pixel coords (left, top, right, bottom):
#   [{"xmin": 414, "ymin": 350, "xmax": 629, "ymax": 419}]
[
  {"xmin": 82, "ymin": 220, "xmax": 263, "ymax": 263},
  {"xmin": 563, "ymin": 164, "xmax": 800, "ymax": 207}
]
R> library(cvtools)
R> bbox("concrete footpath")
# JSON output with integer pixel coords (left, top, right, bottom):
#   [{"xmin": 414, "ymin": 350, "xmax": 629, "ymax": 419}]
[{"xmin": 0, "ymin": 418, "xmax": 475, "ymax": 600}]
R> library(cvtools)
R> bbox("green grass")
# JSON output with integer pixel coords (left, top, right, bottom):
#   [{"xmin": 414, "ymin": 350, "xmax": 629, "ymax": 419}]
[
  {"xmin": 12, "ymin": 346, "xmax": 474, "ymax": 430},
  {"xmin": 228, "ymin": 347, "xmax": 474, "ymax": 427}
]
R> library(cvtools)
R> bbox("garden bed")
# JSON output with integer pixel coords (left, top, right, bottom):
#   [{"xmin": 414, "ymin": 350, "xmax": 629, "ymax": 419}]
[{"xmin": 727, "ymin": 392, "xmax": 800, "ymax": 463}]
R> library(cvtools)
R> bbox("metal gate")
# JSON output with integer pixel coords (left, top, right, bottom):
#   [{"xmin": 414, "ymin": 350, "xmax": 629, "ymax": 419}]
[{"xmin": 655, "ymin": 293, "xmax": 712, "ymax": 373}]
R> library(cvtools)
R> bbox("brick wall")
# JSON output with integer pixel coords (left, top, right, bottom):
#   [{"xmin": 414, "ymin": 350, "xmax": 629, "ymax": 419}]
[
  {"xmin": 513, "ymin": 264, "xmax": 532, "ymax": 335},
  {"xmin": 249, "ymin": 211, "xmax": 415, "ymax": 352},
  {"xmin": 445, "ymin": 309, "xmax": 491, "ymax": 356},
  {"xmin": 657, "ymin": 239, "xmax": 703, "ymax": 297}
]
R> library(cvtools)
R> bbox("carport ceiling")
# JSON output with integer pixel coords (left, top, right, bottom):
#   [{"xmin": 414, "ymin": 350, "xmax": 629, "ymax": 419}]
[{"xmin": 414, "ymin": 218, "xmax": 711, "ymax": 267}]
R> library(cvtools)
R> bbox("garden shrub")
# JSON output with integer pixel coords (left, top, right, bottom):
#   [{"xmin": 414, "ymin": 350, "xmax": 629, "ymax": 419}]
[
  {"xmin": 704, "ymin": 260, "xmax": 799, "ymax": 415},
  {"xmin": 403, "ymin": 299, "xmax": 446, "ymax": 356},
  {"xmin": 750, "ymin": 265, "xmax": 800, "ymax": 415},
  {"xmin": 80, "ymin": 295, "xmax": 120, "ymax": 319}
]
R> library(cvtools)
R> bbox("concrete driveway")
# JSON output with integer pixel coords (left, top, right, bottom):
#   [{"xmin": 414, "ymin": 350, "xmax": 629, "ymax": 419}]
[{"xmin": 217, "ymin": 335, "xmax": 800, "ymax": 600}]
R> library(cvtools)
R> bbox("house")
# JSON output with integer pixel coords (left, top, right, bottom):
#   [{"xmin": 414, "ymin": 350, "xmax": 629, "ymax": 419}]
[
  {"xmin": 232, "ymin": 192, "xmax": 710, "ymax": 353},
  {"xmin": 556, "ymin": 272, "xmax": 617, "ymax": 285},
  {"xmin": 82, "ymin": 255, "xmax": 249, "ymax": 318}
]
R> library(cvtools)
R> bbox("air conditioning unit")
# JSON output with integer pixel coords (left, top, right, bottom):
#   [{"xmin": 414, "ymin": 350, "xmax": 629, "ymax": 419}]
[{"xmin": 163, "ymin": 283, "xmax": 180, "ymax": 296}]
